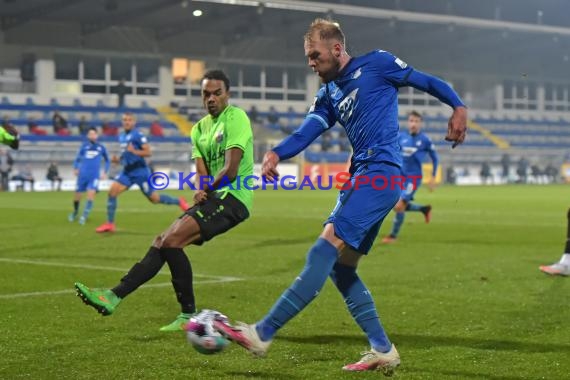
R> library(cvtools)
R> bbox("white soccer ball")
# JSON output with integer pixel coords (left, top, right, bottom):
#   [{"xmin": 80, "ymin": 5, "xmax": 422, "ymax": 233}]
[{"xmin": 185, "ymin": 309, "xmax": 230, "ymax": 355}]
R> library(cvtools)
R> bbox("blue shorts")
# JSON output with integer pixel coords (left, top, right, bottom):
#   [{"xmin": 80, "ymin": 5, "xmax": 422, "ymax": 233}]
[
  {"xmin": 401, "ymin": 175, "xmax": 423, "ymax": 203},
  {"xmin": 325, "ymin": 162, "xmax": 402, "ymax": 254},
  {"xmin": 76, "ymin": 176, "xmax": 99, "ymax": 192},
  {"xmin": 115, "ymin": 168, "xmax": 154, "ymax": 197}
]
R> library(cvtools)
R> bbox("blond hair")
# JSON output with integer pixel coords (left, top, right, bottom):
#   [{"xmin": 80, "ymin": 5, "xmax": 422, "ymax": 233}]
[{"xmin": 304, "ymin": 18, "xmax": 345, "ymax": 46}]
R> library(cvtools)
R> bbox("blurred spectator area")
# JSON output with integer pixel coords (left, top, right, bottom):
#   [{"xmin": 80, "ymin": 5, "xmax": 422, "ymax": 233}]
[{"xmin": 0, "ymin": 96, "xmax": 184, "ymax": 140}]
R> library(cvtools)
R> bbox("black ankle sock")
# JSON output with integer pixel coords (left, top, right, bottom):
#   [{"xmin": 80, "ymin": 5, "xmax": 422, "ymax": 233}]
[
  {"xmin": 112, "ymin": 247, "xmax": 165, "ymax": 299},
  {"xmin": 73, "ymin": 201, "xmax": 79, "ymax": 213},
  {"xmin": 162, "ymin": 247, "xmax": 196, "ymax": 314}
]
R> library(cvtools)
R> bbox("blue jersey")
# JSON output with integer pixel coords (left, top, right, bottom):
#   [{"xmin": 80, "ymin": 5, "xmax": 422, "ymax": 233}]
[
  {"xmin": 399, "ymin": 130, "xmax": 439, "ymax": 177},
  {"xmin": 119, "ymin": 128, "xmax": 148, "ymax": 172},
  {"xmin": 309, "ymin": 50, "xmax": 414, "ymax": 168},
  {"xmin": 73, "ymin": 141, "xmax": 110, "ymax": 178}
]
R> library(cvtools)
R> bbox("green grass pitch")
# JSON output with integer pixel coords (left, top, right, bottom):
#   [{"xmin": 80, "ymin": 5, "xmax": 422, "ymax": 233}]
[{"xmin": 1, "ymin": 185, "xmax": 569, "ymax": 379}]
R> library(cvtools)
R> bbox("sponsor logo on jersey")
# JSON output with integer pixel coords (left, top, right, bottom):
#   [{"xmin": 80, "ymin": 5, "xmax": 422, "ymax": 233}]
[
  {"xmin": 352, "ymin": 67, "xmax": 362, "ymax": 79},
  {"xmin": 85, "ymin": 150, "xmax": 100, "ymax": 159},
  {"xmin": 338, "ymin": 88, "xmax": 359, "ymax": 123},
  {"xmin": 402, "ymin": 146, "xmax": 418, "ymax": 157}
]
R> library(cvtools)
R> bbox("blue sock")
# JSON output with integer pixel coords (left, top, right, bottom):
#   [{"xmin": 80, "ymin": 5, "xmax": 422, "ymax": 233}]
[
  {"xmin": 159, "ymin": 194, "xmax": 179, "ymax": 205},
  {"xmin": 330, "ymin": 263, "xmax": 392, "ymax": 353},
  {"xmin": 82, "ymin": 200, "xmax": 93, "ymax": 218},
  {"xmin": 389, "ymin": 212, "xmax": 405, "ymax": 237},
  {"xmin": 256, "ymin": 238, "xmax": 338, "ymax": 341},
  {"xmin": 406, "ymin": 203, "xmax": 423, "ymax": 212},
  {"xmin": 107, "ymin": 196, "xmax": 117, "ymax": 223}
]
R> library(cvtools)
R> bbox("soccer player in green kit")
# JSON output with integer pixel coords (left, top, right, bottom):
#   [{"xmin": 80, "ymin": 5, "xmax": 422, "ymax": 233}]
[
  {"xmin": 0, "ymin": 123, "xmax": 19, "ymax": 150},
  {"xmin": 74, "ymin": 70, "xmax": 254, "ymax": 331}
]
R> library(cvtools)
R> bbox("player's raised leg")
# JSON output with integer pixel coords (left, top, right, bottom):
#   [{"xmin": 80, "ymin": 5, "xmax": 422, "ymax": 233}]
[
  {"xmin": 76, "ymin": 214, "xmax": 199, "ymax": 318},
  {"xmin": 216, "ymin": 163, "xmax": 401, "ymax": 374},
  {"xmin": 145, "ymin": 186, "xmax": 189, "ymax": 212},
  {"xmin": 540, "ymin": 208, "xmax": 570, "ymax": 276},
  {"xmin": 215, "ymin": 231, "xmax": 339, "ymax": 357},
  {"xmin": 407, "ymin": 202, "xmax": 432, "ymax": 223}
]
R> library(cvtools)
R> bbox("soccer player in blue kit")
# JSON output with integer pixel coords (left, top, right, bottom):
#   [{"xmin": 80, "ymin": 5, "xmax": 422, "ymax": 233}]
[
  {"xmin": 215, "ymin": 19, "xmax": 467, "ymax": 374},
  {"xmin": 96, "ymin": 113, "xmax": 188, "ymax": 233},
  {"xmin": 69, "ymin": 127, "xmax": 110, "ymax": 225},
  {"xmin": 382, "ymin": 110, "xmax": 439, "ymax": 244}
]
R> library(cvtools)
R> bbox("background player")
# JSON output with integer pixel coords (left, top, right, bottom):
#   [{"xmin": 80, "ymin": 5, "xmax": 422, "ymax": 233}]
[
  {"xmin": 382, "ymin": 110, "xmax": 439, "ymax": 244},
  {"xmin": 75, "ymin": 70, "xmax": 254, "ymax": 331},
  {"xmin": 95, "ymin": 112, "xmax": 188, "ymax": 233},
  {"xmin": 69, "ymin": 127, "xmax": 110, "ymax": 225},
  {"xmin": 539, "ymin": 208, "xmax": 570, "ymax": 276},
  {"xmin": 214, "ymin": 19, "xmax": 466, "ymax": 374},
  {"xmin": 0, "ymin": 123, "xmax": 19, "ymax": 150}
]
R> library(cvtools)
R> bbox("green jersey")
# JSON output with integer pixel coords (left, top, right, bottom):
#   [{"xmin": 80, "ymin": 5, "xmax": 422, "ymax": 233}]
[
  {"xmin": 0, "ymin": 126, "xmax": 16, "ymax": 145},
  {"xmin": 191, "ymin": 105, "xmax": 254, "ymax": 211}
]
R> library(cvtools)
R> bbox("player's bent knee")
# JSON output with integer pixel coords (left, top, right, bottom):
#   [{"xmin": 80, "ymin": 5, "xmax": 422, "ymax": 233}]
[
  {"xmin": 337, "ymin": 247, "xmax": 362, "ymax": 267},
  {"xmin": 161, "ymin": 233, "xmax": 185, "ymax": 249},
  {"xmin": 320, "ymin": 223, "xmax": 344, "ymax": 251},
  {"xmin": 152, "ymin": 235, "xmax": 163, "ymax": 248}
]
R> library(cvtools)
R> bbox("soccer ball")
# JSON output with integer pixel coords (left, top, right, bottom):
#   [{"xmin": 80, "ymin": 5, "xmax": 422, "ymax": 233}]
[{"xmin": 185, "ymin": 309, "xmax": 230, "ymax": 355}]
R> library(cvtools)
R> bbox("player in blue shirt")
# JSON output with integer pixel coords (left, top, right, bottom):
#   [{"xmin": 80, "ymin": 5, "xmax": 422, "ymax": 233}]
[
  {"xmin": 95, "ymin": 113, "xmax": 188, "ymax": 233},
  {"xmin": 382, "ymin": 111, "xmax": 439, "ymax": 244},
  {"xmin": 69, "ymin": 127, "xmax": 110, "ymax": 225},
  {"xmin": 214, "ymin": 19, "xmax": 467, "ymax": 374}
]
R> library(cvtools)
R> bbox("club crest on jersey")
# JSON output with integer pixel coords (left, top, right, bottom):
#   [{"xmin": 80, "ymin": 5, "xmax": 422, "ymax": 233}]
[{"xmin": 215, "ymin": 131, "xmax": 224, "ymax": 143}]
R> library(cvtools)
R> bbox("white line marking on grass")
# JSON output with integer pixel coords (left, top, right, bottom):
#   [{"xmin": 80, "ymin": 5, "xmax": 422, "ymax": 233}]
[
  {"xmin": 0, "ymin": 257, "xmax": 241, "ymax": 281},
  {"xmin": 0, "ymin": 279, "xmax": 239, "ymax": 299},
  {"xmin": 0, "ymin": 257, "xmax": 242, "ymax": 299}
]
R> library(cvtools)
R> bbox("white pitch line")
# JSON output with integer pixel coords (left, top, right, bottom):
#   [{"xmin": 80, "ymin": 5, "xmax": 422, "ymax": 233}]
[
  {"xmin": 0, "ymin": 278, "xmax": 241, "ymax": 299},
  {"xmin": 0, "ymin": 257, "xmax": 241, "ymax": 281},
  {"xmin": 0, "ymin": 257, "xmax": 242, "ymax": 299}
]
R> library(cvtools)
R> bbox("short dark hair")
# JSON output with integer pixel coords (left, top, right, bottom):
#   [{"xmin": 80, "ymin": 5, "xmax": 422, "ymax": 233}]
[
  {"xmin": 409, "ymin": 110, "xmax": 422, "ymax": 119},
  {"xmin": 202, "ymin": 70, "xmax": 230, "ymax": 91}
]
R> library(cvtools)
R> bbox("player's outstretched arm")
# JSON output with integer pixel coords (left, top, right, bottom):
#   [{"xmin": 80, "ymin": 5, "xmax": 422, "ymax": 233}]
[
  {"xmin": 262, "ymin": 116, "xmax": 326, "ymax": 181},
  {"xmin": 406, "ymin": 70, "xmax": 467, "ymax": 147},
  {"xmin": 262, "ymin": 151, "xmax": 280, "ymax": 182},
  {"xmin": 445, "ymin": 106, "xmax": 467, "ymax": 148}
]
